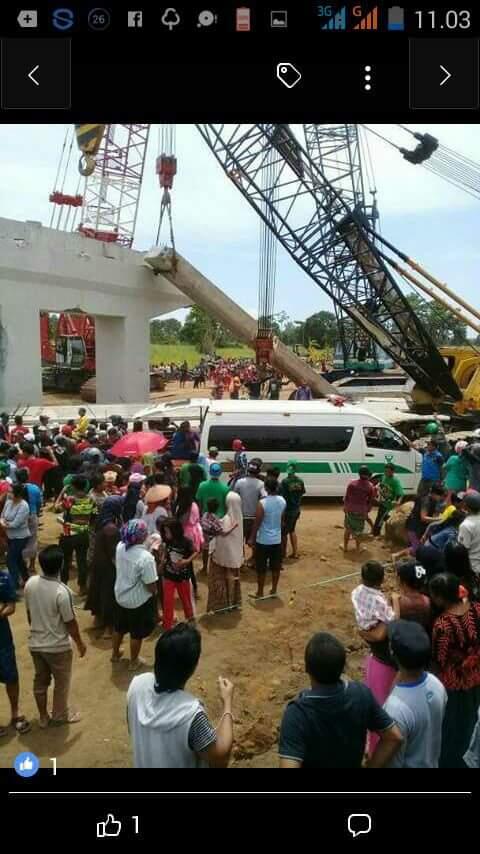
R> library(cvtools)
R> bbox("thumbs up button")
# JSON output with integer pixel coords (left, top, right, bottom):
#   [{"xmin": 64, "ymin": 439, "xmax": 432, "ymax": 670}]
[
  {"xmin": 14, "ymin": 752, "xmax": 40, "ymax": 777},
  {"xmin": 96, "ymin": 814, "xmax": 122, "ymax": 839}
]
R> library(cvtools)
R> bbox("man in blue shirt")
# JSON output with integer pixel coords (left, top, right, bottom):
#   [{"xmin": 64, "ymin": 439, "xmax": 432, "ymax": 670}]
[
  {"xmin": 0, "ymin": 566, "xmax": 31, "ymax": 736},
  {"xmin": 418, "ymin": 440, "xmax": 444, "ymax": 497}
]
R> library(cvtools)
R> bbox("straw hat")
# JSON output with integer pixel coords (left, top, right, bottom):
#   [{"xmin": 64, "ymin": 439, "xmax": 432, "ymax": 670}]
[{"xmin": 145, "ymin": 484, "xmax": 171, "ymax": 503}]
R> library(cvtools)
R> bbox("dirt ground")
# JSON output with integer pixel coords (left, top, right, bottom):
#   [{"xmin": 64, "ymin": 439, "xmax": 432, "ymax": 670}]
[
  {"xmin": 0, "ymin": 500, "xmax": 393, "ymax": 770},
  {"xmin": 41, "ymin": 377, "xmax": 297, "ymax": 408}
]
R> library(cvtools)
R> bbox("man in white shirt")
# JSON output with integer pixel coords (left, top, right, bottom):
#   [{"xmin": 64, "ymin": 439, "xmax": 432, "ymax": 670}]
[
  {"xmin": 458, "ymin": 492, "xmax": 480, "ymax": 575},
  {"xmin": 24, "ymin": 545, "xmax": 86, "ymax": 728},
  {"xmin": 384, "ymin": 620, "xmax": 447, "ymax": 768},
  {"xmin": 112, "ymin": 519, "xmax": 158, "ymax": 671}
]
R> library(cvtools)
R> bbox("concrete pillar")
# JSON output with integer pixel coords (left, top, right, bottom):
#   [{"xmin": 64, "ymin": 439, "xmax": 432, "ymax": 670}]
[
  {"xmin": 0, "ymin": 302, "xmax": 42, "ymax": 407},
  {"xmin": 95, "ymin": 312, "xmax": 150, "ymax": 405}
]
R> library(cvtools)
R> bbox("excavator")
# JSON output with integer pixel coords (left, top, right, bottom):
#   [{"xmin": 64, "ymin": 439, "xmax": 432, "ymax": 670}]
[{"xmin": 72, "ymin": 123, "xmax": 480, "ymax": 420}]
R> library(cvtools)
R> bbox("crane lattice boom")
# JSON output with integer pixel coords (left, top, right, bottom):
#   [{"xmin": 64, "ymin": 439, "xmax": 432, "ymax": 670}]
[{"xmin": 196, "ymin": 123, "xmax": 461, "ymax": 401}]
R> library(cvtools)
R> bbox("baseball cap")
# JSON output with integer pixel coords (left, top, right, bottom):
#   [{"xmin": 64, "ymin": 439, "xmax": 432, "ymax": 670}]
[
  {"xmin": 464, "ymin": 491, "xmax": 480, "ymax": 512},
  {"xmin": 388, "ymin": 620, "xmax": 431, "ymax": 670},
  {"xmin": 209, "ymin": 446, "xmax": 219, "ymax": 454},
  {"xmin": 210, "ymin": 462, "xmax": 222, "ymax": 477},
  {"xmin": 286, "ymin": 459, "xmax": 298, "ymax": 473},
  {"xmin": 129, "ymin": 472, "xmax": 147, "ymax": 484}
]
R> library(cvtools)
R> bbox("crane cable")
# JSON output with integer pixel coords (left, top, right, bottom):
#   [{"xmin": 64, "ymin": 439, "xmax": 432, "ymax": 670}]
[
  {"xmin": 155, "ymin": 124, "xmax": 178, "ymax": 258},
  {"xmin": 358, "ymin": 125, "xmax": 380, "ymax": 234},
  {"xmin": 55, "ymin": 130, "xmax": 75, "ymax": 231},
  {"xmin": 49, "ymin": 127, "xmax": 72, "ymax": 228},
  {"xmin": 363, "ymin": 124, "xmax": 480, "ymax": 200},
  {"xmin": 257, "ymin": 146, "xmax": 279, "ymax": 336}
]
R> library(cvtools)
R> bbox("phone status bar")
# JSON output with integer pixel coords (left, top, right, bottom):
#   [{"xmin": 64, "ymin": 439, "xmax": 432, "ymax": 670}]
[{"xmin": 9, "ymin": 6, "xmax": 476, "ymax": 36}]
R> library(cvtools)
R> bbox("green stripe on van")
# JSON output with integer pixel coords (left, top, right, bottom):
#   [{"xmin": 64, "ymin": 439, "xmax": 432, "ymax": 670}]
[{"xmin": 265, "ymin": 462, "xmax": 413, "ymax": 475}]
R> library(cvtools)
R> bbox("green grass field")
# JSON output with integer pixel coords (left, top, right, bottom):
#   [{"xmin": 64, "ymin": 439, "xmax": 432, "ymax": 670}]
[{"xmin": 150, "ymin": 343, "xmax": 254, "ymax": 367}]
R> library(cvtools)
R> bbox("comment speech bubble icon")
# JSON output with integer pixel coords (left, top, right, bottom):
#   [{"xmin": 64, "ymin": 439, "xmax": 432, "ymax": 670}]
[{"xmin": 347, "ymin": 814, "xmax": 372, "ymax": 838}]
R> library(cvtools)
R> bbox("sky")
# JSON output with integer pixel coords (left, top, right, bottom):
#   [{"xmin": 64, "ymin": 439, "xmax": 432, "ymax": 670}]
[{"xmin": 1, "ymin": 123, "xmax": 479, "ymax": 325}]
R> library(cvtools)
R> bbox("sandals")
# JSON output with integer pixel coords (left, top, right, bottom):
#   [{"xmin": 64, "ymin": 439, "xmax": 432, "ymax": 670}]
[{"xmin": 11, "ymin": 716, "xmax": 31, "ymax": 734}]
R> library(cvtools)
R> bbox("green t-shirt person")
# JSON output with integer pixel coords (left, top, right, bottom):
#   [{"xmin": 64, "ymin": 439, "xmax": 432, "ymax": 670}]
[
  {"xmin": 378, "ymin": 466, "xmax": 404, "ymax": 512},
  {"xmin": 280, "ymin": 462, "xmax": 306, "ymax": 516},
  {"xmin": 444, "ymin": 453, "xmax": 469, "ymax": 493},
  {"xmin": 196, "ymin": 467, "xmax": 230, "ymax": 518}
]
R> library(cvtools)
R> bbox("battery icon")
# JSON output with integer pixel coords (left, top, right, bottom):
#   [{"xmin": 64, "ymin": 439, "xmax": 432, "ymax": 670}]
[
  {"xmin": 388, "ymin": 6, "xmax": 404, "ymax": 31},
  {"xmin": 236, "ymin": 7, "xmax": 251, "ymax": 31}
]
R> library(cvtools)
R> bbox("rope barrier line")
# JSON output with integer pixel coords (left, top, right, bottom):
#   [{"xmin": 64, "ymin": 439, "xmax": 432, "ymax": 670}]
[{"xmin": 196, "ymin": 568, "xmax": 363, "ymax": 620}]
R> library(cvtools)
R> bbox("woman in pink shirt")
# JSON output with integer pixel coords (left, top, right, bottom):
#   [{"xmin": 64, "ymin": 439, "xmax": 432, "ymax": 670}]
[{"xmin": 175, "ymin": 487, "xmax": 205, "ymax": 599}]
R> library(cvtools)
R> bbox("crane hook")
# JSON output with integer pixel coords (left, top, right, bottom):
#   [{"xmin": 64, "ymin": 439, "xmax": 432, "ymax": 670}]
[{"xmin": 78, "ymin": 153, "xmax": 96, "ymax": 177}]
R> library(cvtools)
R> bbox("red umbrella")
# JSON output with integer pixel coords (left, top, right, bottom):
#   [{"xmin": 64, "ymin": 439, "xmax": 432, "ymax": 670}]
[{"xmin": 109, "ymin": 431, "xmax": 168, "ymax": 457}]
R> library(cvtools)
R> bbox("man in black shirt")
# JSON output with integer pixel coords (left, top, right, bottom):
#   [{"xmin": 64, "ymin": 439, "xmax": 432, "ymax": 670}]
[
  {"xmin": 0, "ymin": 413, "xmax": 9, "ymax": 443},
  {"xmin": 279, "ymin": 632, "xmax": 402, "ymax": 768}
]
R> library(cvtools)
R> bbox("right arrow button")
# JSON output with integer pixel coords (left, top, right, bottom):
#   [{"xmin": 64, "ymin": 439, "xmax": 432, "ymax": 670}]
[
  {"xmin": 410, "ymin": 39, "xmax": 479, "ymax": 109},
  {"xmin": 439, "ymin": 64, "xmax": 451, "ymax": 87}
]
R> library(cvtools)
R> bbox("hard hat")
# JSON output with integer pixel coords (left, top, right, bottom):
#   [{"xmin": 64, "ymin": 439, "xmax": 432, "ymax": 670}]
[{"xmin": 425, "ymin": 421, "xmax": 439, "ymax": 435}]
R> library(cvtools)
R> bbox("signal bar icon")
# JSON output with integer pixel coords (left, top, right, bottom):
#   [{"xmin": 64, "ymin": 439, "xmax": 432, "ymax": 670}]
[
  {"xmin": 321, "ymin": 6, "xmax": 346, "ymax": 30},
  {"xmin": 353, "ymin": 5, "xmax": 378, "ymax": 30}
]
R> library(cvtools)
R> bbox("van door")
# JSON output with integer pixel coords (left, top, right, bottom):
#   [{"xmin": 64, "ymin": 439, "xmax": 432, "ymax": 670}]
[{"xmin": 361, "ymin": 426, "xmax": 418, "ymax": 494}]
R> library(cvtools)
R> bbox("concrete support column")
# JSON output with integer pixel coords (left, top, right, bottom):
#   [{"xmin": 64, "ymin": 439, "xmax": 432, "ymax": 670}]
[
  {"xmin": 0, "ymin": 302, "xmax": 42, "ymax": 407},
  {"xmin": 94, "ymin": 311, "xmax": 150, "ymax": 405}
]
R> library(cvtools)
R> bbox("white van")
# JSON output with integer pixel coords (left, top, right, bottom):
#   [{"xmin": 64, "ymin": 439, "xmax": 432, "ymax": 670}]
[{"xmin": 199, "ymin": 400, "xmax": 422, "ymax": 497}]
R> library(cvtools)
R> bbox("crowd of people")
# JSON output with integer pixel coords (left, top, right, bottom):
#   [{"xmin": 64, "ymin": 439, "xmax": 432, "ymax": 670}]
[
  {"xmin": 150, "ymin": 356, "xmax": 313, "ymax": 401},
  {"xmin": 0, "ymin": 408, "xmax": 479, "ymax": 769}
]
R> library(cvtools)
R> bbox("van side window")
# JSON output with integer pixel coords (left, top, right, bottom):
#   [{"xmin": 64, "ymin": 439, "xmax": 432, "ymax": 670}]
[
  {"xmin": 207, "ymin": 425, "xmax": 354, "ymax": 453},
  {"xmin": 363, "ymin": 427, "xmax": 408, "ymax": 451}
]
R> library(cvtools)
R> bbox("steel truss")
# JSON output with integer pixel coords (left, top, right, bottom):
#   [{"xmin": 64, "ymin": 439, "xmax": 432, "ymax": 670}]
[
  {"xmin": 196, "ymin": 123, "xmax": 460, "ymax": 400},
  {"xmin": 303, "ymin": 124, "xmax": 377, "ymax": 365},
  {"xmin": 79, "ymin": 124, "xmax": 150, "ymax": 248}
]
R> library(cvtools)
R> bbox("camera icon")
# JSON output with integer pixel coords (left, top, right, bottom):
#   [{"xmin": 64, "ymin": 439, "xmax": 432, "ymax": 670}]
[{"xmin": 276, "ymin": 62, "xmax": 302, "ymax": 89}]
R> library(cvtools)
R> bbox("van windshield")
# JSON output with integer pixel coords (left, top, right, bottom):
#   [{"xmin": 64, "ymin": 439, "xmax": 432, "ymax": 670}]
[{"xmin": 208, "ymin": 425, "xmax": 354, "ymax": 453}]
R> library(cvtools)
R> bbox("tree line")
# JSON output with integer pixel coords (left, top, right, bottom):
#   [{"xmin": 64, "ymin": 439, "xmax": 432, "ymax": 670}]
[{"xmin": 150, "ymin": 295, "xmax": 470, "ymax": 353}]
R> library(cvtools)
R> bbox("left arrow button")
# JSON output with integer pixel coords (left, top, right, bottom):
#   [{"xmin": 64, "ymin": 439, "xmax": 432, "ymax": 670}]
[{"xmin": 28, "ymin": 64, "xmax": 40, "ymax": 86}]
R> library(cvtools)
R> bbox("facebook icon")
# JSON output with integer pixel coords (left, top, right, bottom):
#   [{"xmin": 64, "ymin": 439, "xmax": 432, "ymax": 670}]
[{"xmin": 128, "ymin": 10, "xmax": 143, "ymax": 27}]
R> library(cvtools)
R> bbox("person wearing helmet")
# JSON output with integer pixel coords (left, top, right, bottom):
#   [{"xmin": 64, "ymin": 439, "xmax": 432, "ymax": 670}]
[
  {"xmin": 458, "ymin": 491, "xmax": 480, "ymax": 576},
  {"xmin": 418, "ymin": 440, "xmax": 444, "ymax": 497}
]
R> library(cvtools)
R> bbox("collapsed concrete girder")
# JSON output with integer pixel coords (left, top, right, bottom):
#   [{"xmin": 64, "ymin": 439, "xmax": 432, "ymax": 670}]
[{"xmin": 147, "ymin": 250, "xmax": 337, "ymax": 398}]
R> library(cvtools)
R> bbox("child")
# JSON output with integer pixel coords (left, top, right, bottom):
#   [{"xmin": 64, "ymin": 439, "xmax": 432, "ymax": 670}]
[
  {"xmin": 200, "ymin": 497, "xmax": 224, "ymax": 573},
  {"xmin": 160, "ymin": 519, "xmax": 199, "ymax": 631},
  {"xmin": 351, "ymin": 560, "xmax": 396, "ymax": 755},
  {"xmin": 351, "ymin": 560, "xmax": 395, "ymax": 631}
]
